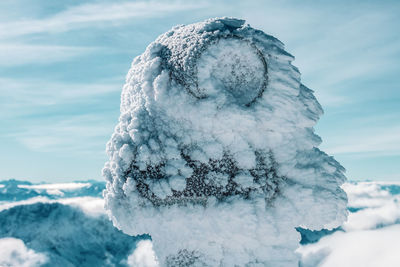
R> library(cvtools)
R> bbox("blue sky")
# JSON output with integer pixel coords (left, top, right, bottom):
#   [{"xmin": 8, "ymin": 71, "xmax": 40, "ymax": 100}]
[{"xmin": 0, "ymin": 0, "xmax": 399, "ymax": 182}]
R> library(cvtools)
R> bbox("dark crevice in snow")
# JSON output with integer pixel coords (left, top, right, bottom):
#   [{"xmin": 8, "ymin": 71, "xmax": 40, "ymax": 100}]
[{"xmin": 126, "ymin": 149, "xmax": 283, "ymax": 206}]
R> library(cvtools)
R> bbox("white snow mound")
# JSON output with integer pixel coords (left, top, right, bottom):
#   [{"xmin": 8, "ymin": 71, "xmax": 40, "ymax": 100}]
[{"xmin": 103, "ymin": 17, "xmax": 348, "ymax": 266}]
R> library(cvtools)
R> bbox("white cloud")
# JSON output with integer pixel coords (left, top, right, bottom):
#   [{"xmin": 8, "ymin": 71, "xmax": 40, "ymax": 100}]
[
  {"xmin": 298, "ymin": 225, "xmax": 400, "ymax": 267},
  {"xmin": 0, "ymin": 197, "xmax": 48, "ymax": 212},
  {"xmin": 127, "ymin": 240, "xmax": 159, "ymax": 267},
  {"xmin": 343, "ymin": 201, "xmax": 400, "ymax": 232},
  {"xmin": 60, "ymin": 196, "xmax": 105, "ymax": 217},
  {"xmin": 18, "ymin": 182, "xmax": 91, "ymax": 190},
  {"xmin": 341, "ymin": 182, "xmax": 400, "ymax": 231},
  {"xmin": 0, "ymin": 44, "xmax": 96, "ymax": 66},
  {"xmin": 0, "ymin": 1, "xmax": 205, "ymax": 39},
  {"xmin": 9, "ymin": 114, "xmax": 114, "ymax": 154},
  {"xmin": 299, "ymin": 181, "xmax": 400, "ymax": 266},
  {"xmin": 343, "ymin": 182, "xmax": 395, "ymax": 208},
  {"xmin": 0, "ymin": 78, "xmax": 121, "ymax": 154},
  {"xmin": 0, "ymin": 78, "xmax": 121, "ymax": 109},
  {"xmin": 313, "ymin": 91, "xmax": 350, "ymax": 108},
  {"xmin": 0, "ymin": 237, "xmax": 47, "ymax": 267},
  {"xmin": 0, "ymin": 196, "xmax": 105, "ymax": 217},
  {"xmin": 18, "ymin": 183, "xmax": 91, "ymax": 196},
  {"xmin": 324, "ymin": 127, "xmax": 400, "ymax": 156},
  {"xmin": 0, "ymin": 1, "xmax": 206, "ymax": 66}
]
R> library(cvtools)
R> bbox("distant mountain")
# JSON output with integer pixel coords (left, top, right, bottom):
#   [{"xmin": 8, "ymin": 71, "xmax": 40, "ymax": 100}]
[
  {"xmin": 0, "ymin": 179, "xmax": 40, "ymax": 201},
  {"xmin": 0, "ymin": 179, "xmax": 105, "ymax": 201},
  {"xmin": 0, "ymin": 202, "xmax": 147, "ymax": 267}
]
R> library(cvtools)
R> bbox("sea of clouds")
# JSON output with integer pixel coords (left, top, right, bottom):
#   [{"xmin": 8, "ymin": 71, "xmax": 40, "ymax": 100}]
[
  {"xmin": 298, "ymin": 181, "xmax": 400, "ymax": 267},
  {"xmin": 0, "ymin": 179, "xmax": 399, "ymax": 266}
]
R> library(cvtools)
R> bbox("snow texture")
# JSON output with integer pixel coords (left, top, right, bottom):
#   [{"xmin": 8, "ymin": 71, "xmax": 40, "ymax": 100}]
[{"xmin": 103, "ymin": 17, "xmax": 348, "ymax": 266}]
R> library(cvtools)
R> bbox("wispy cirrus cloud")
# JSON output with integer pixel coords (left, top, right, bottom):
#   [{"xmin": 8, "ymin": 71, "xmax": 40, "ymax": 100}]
[
  {"xmin": 0, "ymin": 44, "xmax": 98, "ymax": 66},
  {"xmin": 0, "ymin": 1, "xmax": 206, "ymax": 39},
  {"xmin": 0, "ymin": 77, "xmax": 121, "ymax": 154},
  {"xmin": 0, "ymin": 1, "xmax": 207, "ymax": 65},
  {"xmin": 0, "ymin": 78, "xmax": 122, "ymax": 108},
  {"xmin": 324, "ymin": 126, "xmax": 400, "ymax": 156},
  {"xmin": 0, "ymin": 77, "xmax": 123, "ymax": 126},
  {"xmin": 10, "ymin": 114, "xmax": 114, "ymax": 154},
  {"xmin": 237, "ymin": 1, "xmax": 400, "ymax": 109}
]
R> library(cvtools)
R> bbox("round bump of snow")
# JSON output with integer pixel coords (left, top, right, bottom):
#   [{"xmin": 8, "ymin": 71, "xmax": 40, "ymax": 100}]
[{"xmin": 196, "ymin": 38, "xmax": 267, "ymax": 106}]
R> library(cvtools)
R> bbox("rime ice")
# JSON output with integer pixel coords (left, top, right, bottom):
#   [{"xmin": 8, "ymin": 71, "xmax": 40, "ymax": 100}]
[{"xmin": 103, "ymin": 17, "xmax": 348, "ymax": 266}]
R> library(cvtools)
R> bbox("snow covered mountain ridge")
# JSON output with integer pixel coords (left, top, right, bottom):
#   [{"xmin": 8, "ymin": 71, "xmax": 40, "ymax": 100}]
[{"xmin": 0, "ymin": 179, "xmax": 151, "ymax": 267}]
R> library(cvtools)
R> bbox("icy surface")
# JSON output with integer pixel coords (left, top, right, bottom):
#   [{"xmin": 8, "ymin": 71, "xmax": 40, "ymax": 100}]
[{"xmin": 103, "ymin": 17, "xmax": 348, "ymax": 266}]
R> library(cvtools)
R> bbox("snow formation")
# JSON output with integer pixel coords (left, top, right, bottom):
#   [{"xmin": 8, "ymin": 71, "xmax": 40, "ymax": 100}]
[{"xmin": 103, "ymin": 17, "xmax": 348, "ymax": 266}]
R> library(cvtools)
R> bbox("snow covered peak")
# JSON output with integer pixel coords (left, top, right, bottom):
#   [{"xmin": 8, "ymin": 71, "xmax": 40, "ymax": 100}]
[{"xmin": 103, "ymin": 18, "xmax": 348, "ymax": 266}]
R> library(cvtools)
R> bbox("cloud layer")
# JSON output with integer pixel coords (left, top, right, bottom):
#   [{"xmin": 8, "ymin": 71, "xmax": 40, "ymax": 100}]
[
  {"xmin": 0, "ymin": 238, "xmax": 47, "ymax": 267},
  {"xmin": 299, "ymin": 181, "xmax": 400, "ymax": 266},
  {"xmin": 1, "ymin": 179, "xmax": 400, "ymax": 266}
]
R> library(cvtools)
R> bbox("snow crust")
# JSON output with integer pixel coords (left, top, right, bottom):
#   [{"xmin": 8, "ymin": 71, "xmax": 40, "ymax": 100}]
[{"xmin": 103, "ymin": 17, "xmax": 347, "ymax": 266}]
